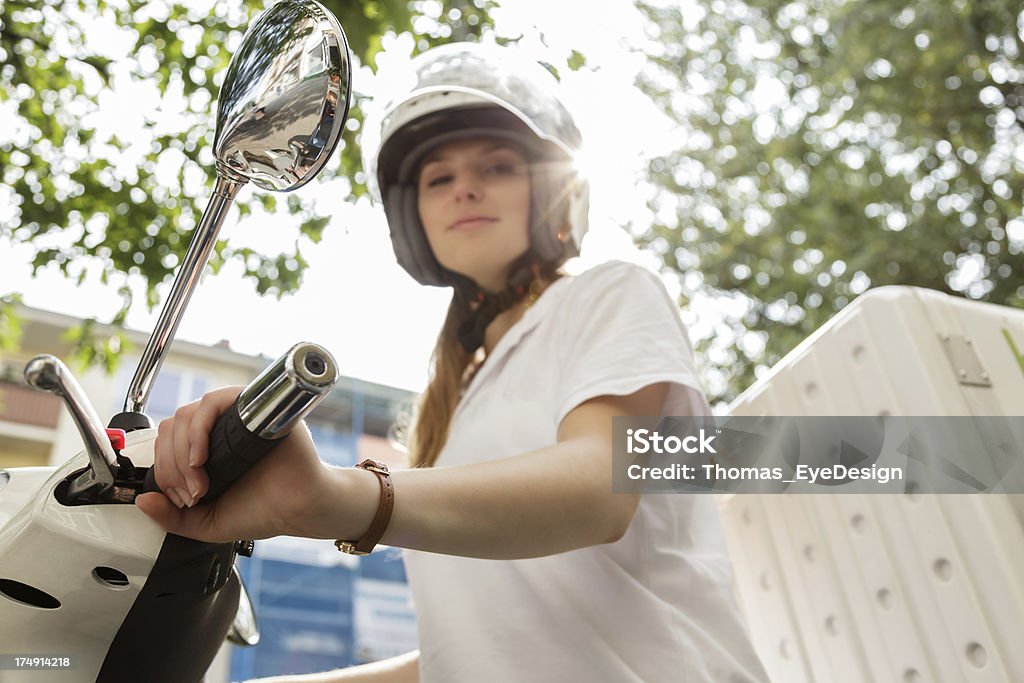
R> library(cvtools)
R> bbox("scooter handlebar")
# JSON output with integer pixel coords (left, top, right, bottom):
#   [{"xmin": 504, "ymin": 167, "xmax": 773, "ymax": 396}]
[{"xmin": 143, "ymin": 342, "xmax": 339, "ymax": 503}]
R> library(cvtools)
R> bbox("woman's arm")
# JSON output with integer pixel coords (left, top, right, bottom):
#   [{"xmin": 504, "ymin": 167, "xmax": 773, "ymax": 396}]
[
  {"xmin": 137, "ymin": 384, "xmax": 665, "ymax": 559},
  {"xmin": 248, "ymin": 650, "xmax": 419, "ymax": 683},
  {"xmin": 363, "ymin": 384, "xmax": 663, "ymax": 559}
]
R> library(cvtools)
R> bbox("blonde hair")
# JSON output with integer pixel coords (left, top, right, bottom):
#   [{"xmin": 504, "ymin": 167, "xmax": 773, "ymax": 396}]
[
  {"xmin": 403, "ymin": 261, "xmax": 564, "ymax": 468},
  {"xmin": 405, "ymin": 286, "xmax": 479, "ymax": 468}
]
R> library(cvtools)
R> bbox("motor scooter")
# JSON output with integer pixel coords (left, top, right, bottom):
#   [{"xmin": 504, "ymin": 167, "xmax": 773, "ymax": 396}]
[{"xmin": 0, "ymin": 2, "xmax": 352, "ymax": 680}]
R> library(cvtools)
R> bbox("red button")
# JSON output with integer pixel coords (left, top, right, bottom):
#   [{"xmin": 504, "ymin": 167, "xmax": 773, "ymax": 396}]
[{"xmin": 105, "ymin": 428, "xmax": 126, "ymax": 451}]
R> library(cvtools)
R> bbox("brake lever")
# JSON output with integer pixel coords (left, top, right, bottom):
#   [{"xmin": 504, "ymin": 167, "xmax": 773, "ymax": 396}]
[{"xmin": 24, "ymin": 355, "xmax": 118, "ymax": 499}]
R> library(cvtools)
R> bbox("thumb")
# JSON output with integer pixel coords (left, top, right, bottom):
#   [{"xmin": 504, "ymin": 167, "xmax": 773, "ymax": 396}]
[{"xmin": 136, "ymin": 492, "xmax": 223, "ymax": 543}]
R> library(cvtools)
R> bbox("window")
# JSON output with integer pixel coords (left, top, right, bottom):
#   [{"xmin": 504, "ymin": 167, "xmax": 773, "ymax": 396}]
[{"xmin": 112, "ymin": 363, "xmax": 210, "ymax": 423}]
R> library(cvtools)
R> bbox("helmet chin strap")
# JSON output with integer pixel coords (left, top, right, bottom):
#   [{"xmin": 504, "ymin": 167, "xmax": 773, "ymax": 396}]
[{"xmin": 457, "ymin": 251, "xmax": 542, "ymax": 353}]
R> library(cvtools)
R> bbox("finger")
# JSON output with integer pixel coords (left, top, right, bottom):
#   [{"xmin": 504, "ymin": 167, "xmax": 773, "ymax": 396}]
[
  {"xmin": 173, "ymin": 402, "xmax": 199, "ymax": 503},
  {"xmin": 182, "ymin": 387, "xmax": 242, "ymax": 503},
  {"xmin": 154, "ymin": 416, "xmax": 187, "ymax": 494},
  {"xmin": 135, "ymin": 492, "xmax": 224, "ymax": 543},
  {"xmin": 186, "ymin": 461, "xmax": 209, "ymax": 506},
  {"xmin": 188, "ymin": 387, "xmax": 244, "ymax": 469}
]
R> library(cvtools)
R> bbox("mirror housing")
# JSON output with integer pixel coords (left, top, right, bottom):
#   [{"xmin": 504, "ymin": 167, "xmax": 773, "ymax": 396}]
[{"xmin": 215, "ymin": 0, "xmax": 351, "ymax": 191}]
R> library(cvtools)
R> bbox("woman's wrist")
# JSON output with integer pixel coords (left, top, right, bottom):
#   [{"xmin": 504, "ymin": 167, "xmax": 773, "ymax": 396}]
[
  {"xmin": 299, "ymin": 464, "xmax": 381, "ymax": 542},
  {"xmin": 335, "ymin": 460, "xmax": 395, "ymax": 555}
]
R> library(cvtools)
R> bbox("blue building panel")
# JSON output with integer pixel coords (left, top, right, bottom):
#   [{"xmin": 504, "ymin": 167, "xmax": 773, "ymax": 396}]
[
  {"xmin": 231, "ymin": 541, "xmax": 415, "ymax": 680},
  {"xmin": 308, "ymin": 422, "xmax": 357, "ymax": 467},
  {"xmin": 232, "ymin": 555, "xmax": 358, "ymax": 679},
  {"xmin": 248, "ymin": 612, "xmax": 354, "ymax": 675},
  {"xmin": 359, "ymin": 547, "xmax": 408, "ymax": 583}
]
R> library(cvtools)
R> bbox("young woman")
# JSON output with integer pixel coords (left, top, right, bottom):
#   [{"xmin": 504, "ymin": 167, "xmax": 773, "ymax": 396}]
[{"xmin": 138, "ymin": 43, "xmax": 769, "ymax": 683}]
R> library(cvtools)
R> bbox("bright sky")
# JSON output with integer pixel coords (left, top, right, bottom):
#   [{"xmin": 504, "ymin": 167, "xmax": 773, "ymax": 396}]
[{"xmin": 1, "ymin": 0, "xmax": 695, "ymax": 393}]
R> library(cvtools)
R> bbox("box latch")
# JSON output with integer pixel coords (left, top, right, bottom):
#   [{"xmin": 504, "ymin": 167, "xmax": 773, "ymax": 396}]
[{"xmin": 938, "ymin": 333, "xmax": 992, "ymax": 387}]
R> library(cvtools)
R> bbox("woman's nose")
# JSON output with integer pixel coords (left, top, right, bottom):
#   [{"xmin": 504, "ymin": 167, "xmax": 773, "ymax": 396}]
[{"xmin": 452, "ymin": 172, "xmax": 483, "ymax": 202}]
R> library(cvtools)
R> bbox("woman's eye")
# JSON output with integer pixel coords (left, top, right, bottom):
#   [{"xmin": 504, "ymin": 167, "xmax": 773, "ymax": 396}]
[
  {"xmin": 486, "ymin": 162, "xmax": 521, "ymax": 176},
  {"xmin": 426, "ymin": 175, "xmax": 452, "ymax": 187}
]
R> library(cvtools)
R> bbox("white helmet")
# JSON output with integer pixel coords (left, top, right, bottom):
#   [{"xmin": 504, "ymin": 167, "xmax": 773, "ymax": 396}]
[{"xmin": 364, "ymin": 42, "xmax": 589, "ymax": 287}]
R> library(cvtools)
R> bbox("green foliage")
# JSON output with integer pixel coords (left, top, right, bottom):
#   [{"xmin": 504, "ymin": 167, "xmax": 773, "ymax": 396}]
[
  {"xmin": 567, "ymin": 49, "xmax": 587, "ymax": 71},
  {"xmin": 0, "ymin": 294, "xmax": 24, "ymax": 353},
  {"xmin": 61, "ymin": 317, "xmax": 132, "ymax": 374},
  {"xmin": 635, "ymin": 0, "xmax": 1024, "ymax": 406},
  {"xmin": 0, "ymin": 0, "xmax": 494, "ymax": 370}
]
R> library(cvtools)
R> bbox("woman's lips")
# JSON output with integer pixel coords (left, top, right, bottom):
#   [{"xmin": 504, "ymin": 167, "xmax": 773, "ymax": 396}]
[{"xmin": 449, "ymin": 216, "xmax": 497, "ymax": 231}]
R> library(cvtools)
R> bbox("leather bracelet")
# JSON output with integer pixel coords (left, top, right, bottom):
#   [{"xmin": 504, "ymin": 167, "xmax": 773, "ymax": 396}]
[{"xmin": 335, "ymin": 459, "xmax": 394, "ymax": 556}]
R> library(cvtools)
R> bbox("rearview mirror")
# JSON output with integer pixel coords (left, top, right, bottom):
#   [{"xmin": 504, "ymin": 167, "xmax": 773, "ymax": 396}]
[{"xmin": 214, "ymin": 0, "xmax": 352, "ymax": 191}]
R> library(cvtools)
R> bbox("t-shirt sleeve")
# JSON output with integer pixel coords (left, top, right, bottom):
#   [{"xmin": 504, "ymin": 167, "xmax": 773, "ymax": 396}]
[{"xmin": 554, "ymin": 261, "xmax": 712, "ymax": 428}]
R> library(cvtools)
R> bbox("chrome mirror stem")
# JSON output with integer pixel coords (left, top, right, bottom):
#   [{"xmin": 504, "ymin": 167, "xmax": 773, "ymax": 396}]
[{"xmin": 123, "ymin": 175, "xmax": 243, "ymax": 415}]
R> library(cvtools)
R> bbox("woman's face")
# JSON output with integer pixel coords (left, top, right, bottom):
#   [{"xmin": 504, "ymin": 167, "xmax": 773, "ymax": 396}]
[{"xmin": 416, "ymin": 137, "xmax": 531, "ymax": 292}]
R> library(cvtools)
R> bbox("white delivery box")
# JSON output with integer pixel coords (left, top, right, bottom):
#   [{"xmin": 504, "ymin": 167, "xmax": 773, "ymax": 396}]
[{"xmin": 719, "ymin": 285, "xmax": 1024, "ymax": 683}]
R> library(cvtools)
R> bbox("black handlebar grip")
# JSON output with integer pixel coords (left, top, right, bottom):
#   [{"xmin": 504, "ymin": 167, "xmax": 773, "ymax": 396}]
[
  {"xmin": 141, "ymin": 341, "xmax": 337, "ymax": 505},
  {"xmin": 141, "ymin": 401, "xmax": 280, "ymax": 503},
  {"xmin": 200, "ymin": 400, "xmax": 280, "ymax": 502}
]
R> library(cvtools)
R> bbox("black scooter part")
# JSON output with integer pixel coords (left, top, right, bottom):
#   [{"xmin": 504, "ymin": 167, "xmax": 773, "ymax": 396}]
[{"xmin": 97, "ymin": 534, "xmax": 239, "ymax": 682}]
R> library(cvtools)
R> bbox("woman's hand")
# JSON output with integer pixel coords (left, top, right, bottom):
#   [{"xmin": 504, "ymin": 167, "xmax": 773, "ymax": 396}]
[{"xmin": 135, "ymin": 386, "xmax": 342, "ymax": 543}]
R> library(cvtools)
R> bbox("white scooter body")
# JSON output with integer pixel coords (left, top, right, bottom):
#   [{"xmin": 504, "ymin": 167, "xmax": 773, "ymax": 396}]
[
  {"xmin": 1, "ymin": 338, "xmax": 339, "ymax": 683},
  {"xmin": 0, "ymin": 431, "xmax": 161, "ymax": 681}
]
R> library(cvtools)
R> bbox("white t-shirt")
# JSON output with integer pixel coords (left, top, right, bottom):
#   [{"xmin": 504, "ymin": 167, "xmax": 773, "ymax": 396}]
[{"xmin": 403, "ymin": 260, "xmax": 768, "ymax": 683}]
